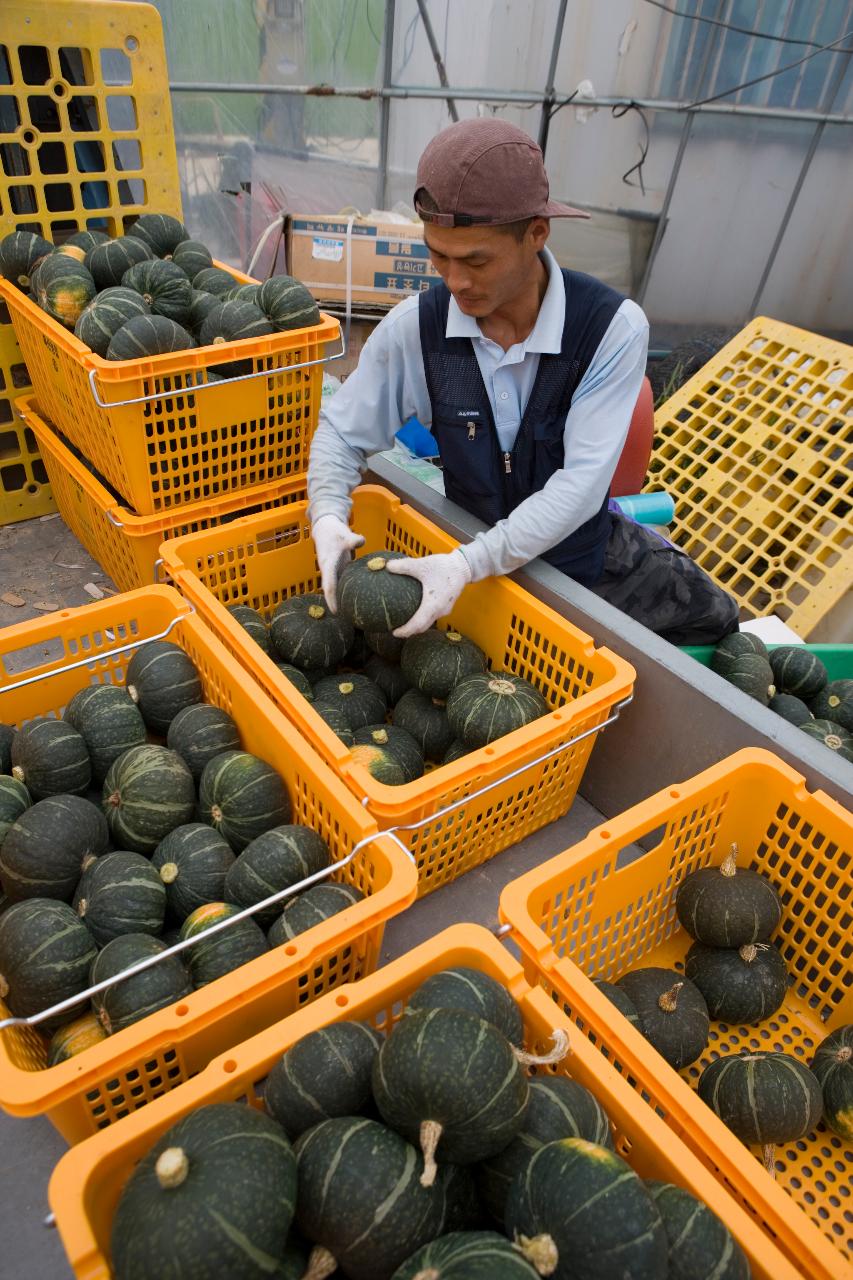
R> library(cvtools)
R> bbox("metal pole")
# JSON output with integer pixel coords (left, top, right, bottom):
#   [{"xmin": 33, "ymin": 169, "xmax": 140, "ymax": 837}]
[
  {"xmin": 538, "ymin": 0, "xmax": 569, "ymax": 155},
  {"xmin": 415, "ymin": 0, "xmax": 458, "ymax": 122},
  {"xmin": 376, "ymin": 0, "xmax": 396, "ymax": 209}
]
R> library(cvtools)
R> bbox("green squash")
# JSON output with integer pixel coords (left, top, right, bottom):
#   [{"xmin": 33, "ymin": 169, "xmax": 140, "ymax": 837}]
[
  {"xmin": 373, "ymin": 1007, "xmax": 528, "ymax": 1184},
  {"xmin": 439, "ymin": 1164, "xmax": 483, "ymax": 1234},
  {"xmin": 91, "ymin": 932, "xmax": 191, "ymax": 1035},
  {"xmin": 338, "ymin": 551, "xmax": 423, "ymax": 632},
  {"xmin": 126, "ymin": 213, "xmax": 190, "ymax": 257},
  {"xmin": 76, "ymin": 851, "xmax": 166, "ymax": 945},
  {"xmin": 192, "ymin": 265, "xmax": 237, "ymax": 296},
  {"xmin": 442, "ymin": 740, "xmax": 468, "ymax": 764},
  {"xmin": 392, "ymin": 1231, "xmax": 539, "ymax": 1280},
  {"xmin": 615, "ymin": 968, "xmax": 709, "ymax": 1069},
  {"xmin": 227, "ymin": 604, "xmax": 271, "ymax": 654},
  {"xmin": 267, "ymin": 882, "xmax": 364, "ymax": 946},
  {"xmin": 674, "ymin": 843, "xmax": 782, "ymax": 947},
  {"xmin": 446, "ymin": 672, "xmax": 548, "ymax": 748},
  {"xmin": 65, "ymin": 683, "xmax": 147, "ymax": 783},
  {"xmin": 505, "ymin": 1138, "xmax": 668, "ymax": 1280},
  {"xmin": 313, "ymin": 673, "xmax": 387, "ymax": 730},
  {"xmin": 392, "ymin": 688, "xmax": 455, "ymax": 762},
  {"xmin": 47, "ymin": 1010, "xmax": 107, "ymax": 1067},
  {"xmin": 151, "ymin": 823, "xmax": 236, "ymax": 922},
  {"xmin": 65, "ymin": 229, "xmax": 110, "ymax": 255},
  {"xmin": 224, "ymin": 824, "xmax": 330, "ymax": 929},
  {"xmin": 0, "ymin": 775, "xmax": 30, "ymax": 845},
  {"xmin": 74, "ymin": 287, "xmax": 150, "ymax": 358},
  {"xmin": 170, "ymin": 238, "xmax": 213, "ymax": 279},
  {"xmin": 719, "ymin": 653, "xmax": 776, "ymax": 704},
  {"xmin": 810, "ymin": 1025, "xmax": 853, "ymax": 1141},
  {"xmin": 125, "ymin": 640, "xmax": 204, "ymax": 735},
  {"xmin": 106, "ymin": 313, "xmax": 194, "ymax": 360},
  {"xmin": 0, "ymin": 795, "xmax": 108, "ymax": 903},
  {"xmin": 11, "ymin": 719, "xmax": 90, "ymax": 799},
  {"xmin": 179, "ymin": 902, "xmax": 268, "ymax": 986},
  {"xmin": 276, "ymin": 663, "xmax": 314, "ymax": 700},
  {"xmin": 685, "ymin": 940, "xmax": 789, "ymax": 1024},
  {"xmin": 111, "ymin": 1102, "xmax": 296, "ymax": 1280},
  {"xmin": 227, "ymin": 282, "xmax": 262, "ymax": 306},
  {"xmin": 311, "ymin": 700, "xmax": 355, "ymax": 746},
  {"xmin": 33, "ymin": 254, "xmax": 96, "ymax": 326},
  {"xmin": 768, "ymin": 692, "xmax": 812, "ymax": 725},
  {"xmin": 186, "ymin": 288, "xmax": 220, "ymax": 333},
  {"xmin": 798, "ymin": 718, "xmax": 853, "ymax": 761},
  {"xmin": 698, "ymin": 1051, "xmax": 822, "ymax": 1158},
  {"xmin": 166, "ymin": 703, "xmax": 241, "ymax": 781},
  {"xmin": 122, "ymin": 258, "xmax": 193, "ymax": 324},
  {"xmin": 85, "ymin": 235, "xmax": 153, "ymax": 290},
  {"xmin": 294, "ymin": 1115, "xmax": 446, "ymax": 1280},
  {"xmin": 478, "ymin": 1077, "xmax": 613, "ymax": 1225},
  {"xmin": 594, "ymin": 978, "xmax": 641, "ymax": 1027},
  {"xmin": 265, "ymin": 1020, "xmax": 383, "ymax": 1138},
  {"xmin": 257, "ymin": 275, "xmax": 320, "ymax": 331},
  {"xmin": 270, "ymin": 593, "xmax": 354, "ymax": 669},
  {"xmin": 710, "ymin": 632, "xmax": 768, "ymax": 677},
  {"xmin": 198, "ymin": 750, "xmax": 291, "ymax": 852},
  {"xmin": 102, "ymin": 745, "xmax": 196, "ymax": 853},
  {"xmin": 363, "ymin": 652, "xmax": 413, "ymax": 705},
  {"xmin": 408, "ymin": 965, "xmax": 524, "ymax": 1046},
  {"xmin": 647, "ymin": 1181, "xmax": 749, "ymax": 1280},
  {"xmin": 0, "ymin": 722, "xmax": 14, "ymax": 773},
  {"xmin": 349, "ymin": 743, "xmax": 405, "ymax": 785},
  {"xmin": 401, "ymin": 629, "xmax": 487, "ymax": 700},
  {"xmin": 365, "ymin": 629, "xmax": 406, "ymax": 661},
  {"xmin": 809, "ymin": 679, "xmax": 853, "ymax": 732},
  {"xmin": 352, "ymin": 724, "xmax": 424, "ymax": 782},
  {"xmin": 0, "ymin": 898, "xmax": 97, "ymax": 1030},
  {"xmin": 0, "ymin": 229, "xmax": 53, "ymax": 289},
  {"xmin": 769, "ymin": 646, "xmax": 829, "ymax": 700},
  {"xmin": 198, "ymin": 298, "xmax": 273, "ymax": 345}
]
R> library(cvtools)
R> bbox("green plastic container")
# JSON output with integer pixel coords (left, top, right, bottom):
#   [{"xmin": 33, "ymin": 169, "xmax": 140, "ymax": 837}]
[{"xmin": 683, "ymin": 643, "xmax": 852, "ymax": 681}]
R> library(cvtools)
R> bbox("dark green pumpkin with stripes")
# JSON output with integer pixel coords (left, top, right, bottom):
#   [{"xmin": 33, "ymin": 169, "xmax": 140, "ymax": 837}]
[
  {"xmin": 401, "ymin": 630, "xmax": 487, "ymax": 700},
  {"xmin": 720, "ymin": 652, "xmax": 776, "ymax": 704},
  {"xmin": 227, "ymin": 604, "xmax": 271, "ymax": 654},
  {"xmin": 349, "ymin": 743, "xmax": 405, "ymax": 785},
  {"xmin": 393, "ymin": 1231, "xmax": 540, "ymax": 1280},
  {"xmin": 276, "ymin": 663, "xmax": 313, "ymax": 700},
  {"xmin": 710, "ymin": 632, "xmax": 768, "ymax": 677},
  {"xmin": 615, "ymin": 968, "xmax": 709, "ymax": 1070},
  {"xmin": 74, "ymin": 287, "xmax": 150, "ymax": 358},
  {"xmin": 294, "ymin": 1115, "xmax": 446, "ymax": 1280},
  {"xmin": 810, "ymin": 678, "xmax": 853, "ymax": 731},
  {"xmin": 151, "ymin": 823, "xmax": 235, "ymax": 921},
  {"xmin": 365, "ymin": 629, "xmax": 406, "ymax": 662},
  {"xmin": 799, "ymin": 717, "xmax": 853, "ymax": 761},
  {"xmin": 647, "ymin": 1181, "xmax": 750, "ymax": 1280},
  {"xmin": 192, "ymin": 265, "xmax": 236, "ymax": 296},
  {"xmin": 227, "ymin": 281, "xmax": 261, "ymax": 305},
  {"xmin": 685, "ymin": 940, "xmax": 789, "ymax": 1024},
  {"xmin": 178, "ymin": 901, "xmax": 268, "ymax": 986},
  {"xmin": 265, "ymin": 1020, "xmax": 383, "ymax": 1138},
  {"xmin": 122, "ymin": 258, "xmax": 193, "ymax": 324},
  {"xmin": 33, "ymin": 254, "xmax": 96, "ymax": 326},
  {"xmin": 76, "ymin": 851, "xmax": 166, "ymax": 945},
  {"xmin": 810, "ymin": 1025, "xmax": 853, "ymax": 1141},
  {"xmin": 0, "ymin": 721, "xmax": 14, "ymax": 773},
  {"xmin": 447, "ymin": 672, "xmax": 548, "ymax": 749},
  {"xmin": 126, "ymin": 212, "xmax": 189, "ymax": 258},
  {"xmin": 408, "ymin": 966, "xmax": 524, "ymax": 1046},
  {"xmin": 338, "ymin": 551, "xmax": 422, "ymax": 633},
  {"xmin": 198, "ymin": 750, "xmax": 291, "ymax": 852},
  {"xmin": 125, "ymin": 640, "xmax": 204, "ymax": 735},
  {"xmin": 65, "ymin": 683, "xmax": 147, "ymax": 783},
  {"xmin": 506, "ymin": 1139, "xmax": 668, "ymax": 1280},
  {"xmin": 66, "ymin": 229, "xmax": 109, "ymax": 255},
  {"xmin": 311, "ymin": 700, "xmax": 354, "ymax": 745},
  {"xmin": 224, "ymin": 824, "xmax": 330, "ymax": 929},
  {"xmin": 353, "ymin": 724, "xmax": 424, "ymax": 781},
  {"xmin": 199, "ymin": 299, "xmax": 273, "ymax": 346},
  {"xmin": 363, "ymin": 653, "xmax": 413, "ymax": 706},
  {"xmin": 11, "ymin": 719, "xmax": 91, "ymax": 799},
  {"xmin": 111, "ymin": 1102, "xmax": 296, "ymax": 1280},
  {"xmin": 186, "ymin": 289, "xmax": 220, "ymax": 333},
  {"xmin": 0, "ymin": 776, "xmax": 30, "ymax": 845},
  {"xmin": 257, "ymin": 275, "xmax": 320, "ymax": 330},
  {"xmin": 768, "ymin": 692, "xmax": 812, "ymax": 725},
  {"xmin": 313, "ymin": 673, "xmax": 385, "ymax": 726},
  {"xmin": 0, "ymin": 229, "xmax": 52, "ymax": 289},
  {"xmin": 85, "ymin": 235, "xmax": 153, "ymax": 290},
  {"xmin": 769, "ymin": 645, "xmax": 829, "ymax": 700},
  {"xmin": 594, "ymin": 978, "xmax": 641, "ymax": 1027},
  {"xmin": 102, "ymin": 745, "xmax": 196, "ymax": 853},
  {"xmin": 0, "ymin": 795, "xmax": 108, "ymax": 903},
  {"xmin": 270, "ymin": 593, "xmax": 354, "ymax": 670},
  {"xmin": 442, "ymin": 740, "xmax": 468, "ymax": 764},
  {"xmin": 674, "ymin": 843, "xmax": 781, "ymax": 947},
  {"xmin": 698, "ymin": 1051, "xmax": 823, "ymax": 1149},
  {"xmin": 267, "ymin": 881, "xmax": 363, "ymax": 946},
  {"xmin": 46, "ymin": 1010, "xmax": 107, "ymax": 1066},
  {"xmin": 91, "ymin": 932, "xmax": 191, "ymax": 1035},
  {"xmin": 392, "ymin": 688, "xmax": 455, "ymax": 762},
  {"xmin": 0, "ymin": 899, "xmax": 97, "ymax": 1030},
  {"xmin": 166, "ymin": 703, "xmax": 241, "ymax": 781},
  {"xmin": 170, "ymin": 239, "xmax": 213, "ymax": 280},
  {"xmin": 107, "ymin": 314, "xmax": 194, "ymax": 360}
]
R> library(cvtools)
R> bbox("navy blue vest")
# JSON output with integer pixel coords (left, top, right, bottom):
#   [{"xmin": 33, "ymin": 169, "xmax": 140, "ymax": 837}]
[{"xmin": 419, "ymin": 269, "xmax": 624, "ymax": 585}]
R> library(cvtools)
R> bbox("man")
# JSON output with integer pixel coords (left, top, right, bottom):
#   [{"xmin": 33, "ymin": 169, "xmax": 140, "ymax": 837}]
[{"xmin": 307, "ymin": 118, "xmax": 738, "ymax": 644}]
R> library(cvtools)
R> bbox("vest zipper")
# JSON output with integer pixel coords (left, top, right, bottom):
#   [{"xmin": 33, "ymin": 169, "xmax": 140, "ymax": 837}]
[
  {"xmin": 503, "ymin": 452, "xmax": 512, "ymax": 474},
  {"xmin": 468, "ymin": 423, "xmax": 476, "ymax": 441}
]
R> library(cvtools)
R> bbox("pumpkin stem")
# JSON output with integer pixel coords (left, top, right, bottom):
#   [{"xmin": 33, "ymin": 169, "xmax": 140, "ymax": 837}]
[
  {"xmin": 97, "ymin": 1007, "xmax": 112, "ymax": 1034},
  {"xmin": 739, "ymin": 944, "xmax": 758, "ymax": 963},
  {"xmin": 372, "ymin": 729, "xmax": 389, "ymax": 744},
  {"xmin": 159, "ymin": 862, "xmax": 179, "ymax": 885},
  {"xmin": 106, "ymin": 790, "xmax": 121, "ymax": 810},
  {"xmin": 763, "ymin": 1144, "xmax": 776, "ymax": 1178},
  {"xmin": 0, "ymin": 974, "xmax": 9, "ymax": 1000},
  {"xmin": 80, "ymin": 853, "xmax": 98, "ymax": 875},
  {"xmin": 488, "ymin": 677, "xmax": 517, "ymax": 696},
  {"xmin": 126, "ymin": 683, "xmax": 140, "ymax": 704},
  {"xmin": 516, "ymin": 1232, "xmax": 559, "ymax": 1277},
  {"xmin": 418, "ymin": 1118, "xmax": 443, "ymax": 1187},
  {"xmin": 155, "ymin": 1146, "xmax": 189, "ymax": 1190},
  {"xmin": 658, "ymin": 982, "xmax": 683, "ymax": 1013},
  {"xmin": 835, "ymin": 1046, "xmax": 852, "ymax": 1064},
  {"xmin": 825, "ymin": 733, "xmax": 842, "ymax": 750},
  {"xmin": 302, "ymin": 1245, "xmax": 338, "ymax": 1280},
  {"xmin": 307, "ymin": 604, "xmax": 326, "ymax": 620},
  {"xmin": 210, "ymin": 804, "xmax": 223, "ymax": 823},
  {"xmin": 338, "ymin": 682, "xmax": 354, "ymax": 695},
  {"xmin": 720, "ymin": 844, "xmax": 739, "ymax": 877},
  {"xmin": 411, "ymin": 1270, "xmax": 440, "ymax": 1280},
  {"xmin": 76, "ymin": 898, "xmax": 88, "ymax": 918},
  {"xmin": 366, "ymin": 556, "xmax": 387, "ymax": 571},
  {"xmin": 431, "ymin": 698, "xmax": 446, "ymax": 708},
  {"xmin": 514, "ymin": 1029, "xmax": 571, "ymax": 1067},
  {"xmin": 11, "ymin": 765, "xmax": 25, "ymax": 784},
  {"xmin": 446, "ymin": 631, "xmax": 462, "ymax": 642}
]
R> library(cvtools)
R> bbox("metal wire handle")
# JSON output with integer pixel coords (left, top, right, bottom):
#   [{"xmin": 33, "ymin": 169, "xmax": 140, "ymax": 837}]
[{"xmin": 86, "ymin": 328, "xmax": 346, "ymax": 409}]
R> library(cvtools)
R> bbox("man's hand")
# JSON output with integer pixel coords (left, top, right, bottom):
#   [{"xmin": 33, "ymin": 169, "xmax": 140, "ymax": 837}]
[
  {"xmin": 312, "ymin": 514, "xmax": 365, "ymax": 612},
  {"xmin": 387, "ymin": 550, "xmax": 472, "ymax": 638}
]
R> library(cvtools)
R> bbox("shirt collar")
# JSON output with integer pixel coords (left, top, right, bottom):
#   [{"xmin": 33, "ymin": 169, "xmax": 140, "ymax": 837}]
[{"xmin": 444, "ymin": 245, "xmax": 564, "ymax": 355}]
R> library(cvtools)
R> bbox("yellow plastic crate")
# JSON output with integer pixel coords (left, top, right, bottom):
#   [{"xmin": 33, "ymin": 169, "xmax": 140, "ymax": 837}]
[
  {"xmin": 648, "ymin": 318, "xmax": 852, "ymax": 637},
  {"xmin": 0, "ymin": 320, "xmax": 53, "ymax": 521}
]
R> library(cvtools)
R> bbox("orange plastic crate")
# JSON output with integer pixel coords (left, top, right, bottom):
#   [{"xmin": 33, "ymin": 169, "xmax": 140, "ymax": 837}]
[
  {"xmin": 499, "ymin": 749, "xmax": 853, "ymax": 1280},
  {"xmin": 48, "ymin": 923, "xmax": 801, "ymax": 1280},
  {"xmin": 160, "ymin": 485, "xmax": 636, "ymax": 894},
  {"xmin": 19, "ymin": 395, "xmax": 306, "ymax": 592},
  {"xmin": 0, "ymin": 586, "xmax": 416, "ymax": 1144},
  {"xmin": 0, "ymin": 270, "xmax": 341, "ymax": 515}
]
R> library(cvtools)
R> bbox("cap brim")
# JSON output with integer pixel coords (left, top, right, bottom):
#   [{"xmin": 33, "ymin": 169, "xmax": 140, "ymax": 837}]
[{"xmin": 543, "ymin": 198, "xmax": 590, "ymax": 219}]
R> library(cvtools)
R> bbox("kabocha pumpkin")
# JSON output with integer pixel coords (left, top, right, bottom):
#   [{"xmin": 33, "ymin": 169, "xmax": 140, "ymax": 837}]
[
  {"xmin": 268, "ymin": 882, "xmax": 364, "ymax": 946},
  {"xmin": 224, "ymin": 825, "xmax": 331, "ymax": 929},
  {"xmin": 595, "ymin": 979, "xmax": 641, "ymax": 1027},
  {"xmin": 675, "ymin": 843, "xmax": 782, "ymax": 947},
  {"xmin": 769, "ymin": 646, "xmax": 828, "ymax": 700},
  {"xmin": 186, "ymin": 289, "xmax": 219, "ymax": 332},
  {"xmin": 166, "ymin": 703, "xmax": 241, "ymax": 781},
  {"xmin": 442, "ymin": 740, "xmax": 468, "ymax": 764},
  {"xmin": 0, "ymin": 722, "xmax": 14, "ymax": 772},
  {"xmin": 408, "ymin": 965, "xmax": 524, "ymax": 1046},
  {"xmin": 33, "ymin": 254, "xmax": 96, "ymax": 326},
  {"xmin": 111, "ymin": 1102, "xmax": 296, "ymax": 1280},
  {"xmin": 10, "ymin": 719, "xmax": 90, "ymax": 800},
  {"xmin": 719, "ymin": 653, "xmax": 776, "ymax": 704},
  {"xmin": 64, "ymin": 683, "xmax": 147, "ymax": 783},
  {"xmin": 0, "ymin": 229, "xmax": 52, "ymax": 289},
  {"xmin": 271, "ymin": 593, "xmax": 354, "ymax": 669},
  {"xmin": 47, "ymin": 1010, "xmax": 107, "ymax": 1067},
  {"xmin": 0, "ymin": 795, "xmax": 108, "ymax": 903},
  {"xmin": 393, "ymin": 688, "xmax": 455, "ymax": 761},
  {"xmin": 102, "ymin": 746, "xmax": 195, "ymax": 853},
  {"xmin": 126, "ymin": 212, "xmax": 190, "ymax": 258},
  {"xmin": 505, "ymin": 1138, "xmax": 668, "ymax": 1280},
  {"xmin": 615, "ymin": 968, "xmax": 709, "ymax": 1069},
  {"xmin": 192, "ymin": 265, "xmax": 236, "ymax": 296},
  {"xmin": 179, "ymin": 902, "xmax": 268, "ymax": 986},
  {"xmin": 313, "ymin": 673, "xmax": 387, "ymax": 730},
  {"xmin": 392, "ymin": 1231, "xmax": 540, "ymax": 1280},
  {"xmin": 338, "ymin": 551, "xmax": 423, "ymax": 632},
  {"xmin": 151, "ymin": 824, "xmax": 235, "ymax": 922},
  {"xmin": 698, "ymin": 1052, "xmax": 822, "ymax": 1168},
  {"xmin": 227, "ymin": 603, "xmax": 270, "ymax": 654},
  {"xmin": 0, "ymin": 776, "xmax": 30, "ymax": 845},
  {"xmin": 811, "ymin": 1025, "xmax": 853, "ymax": 1140},
  {"xmin": 349, "ymin": 744, "xmax": 406, "ymax": 785},
  {"xmin": 294, "ymin": 1116, "xmax": 446, "ymax": 1280},
  {"xmin": 106, "ymin": 313, "xmax": 194, "ymax": 360},
  {"xmin": 125, "ymin": 640, "xmax": 204, "ymax": 735},
  {"xmin": 366, "ymin": 629, "xmax": 406, "ymax": 661},
  {"xmin": 122, "ymin": 258, "xmax": 193, "ymax": 324},
  {"xmin": 277, "ymin": 663, "xmax": 314, "ymax": 700},
  {"xmin": 364, "ymin": 652, "xmax": 413, "ymax": 705},
  {"xmin": 768, "ymin": 692, "xmax": 812, "ymax": 725},
  {"xmin": 447, "ymin": 672, "xmax": 548, "ymax": 748},
  {"xmin": 199, "ymin": 298, "xmax": 274, "ymax": 345},
  {"xmin": 312, "ymin": 700, "xmax": 355, "ymax": 746},
  {"xmin": 401, "ymin": 629, "xmax": 487, "ymax": 699},
  {"xmin": 353, "ymin": 724, "xmax": 424, "ymax": 782},
  {"xmin": 478, "ymin": 1077, "xmax": 613, "ymax": 1225},
  {"xmin": 91, "ymin": 933, "xmax": 191, "ymax": 1035},
  {"xmin": 647, "ymin": 1181, "xmax": 750, "ymax": 1280},
  {"xmin": 257, "ymin": 274, "xmax": 321, "ymax": 330},
  {"xmin": 74, "ymin": 286, "xmax": 150, "ymax": 357},
  {"xmin": 265, "ymin": 1020, "xmax": 383, "ymax": 1138},
  {"xmin": 170, "ymin": 238, "xmax": 213, "ymax": 279},
  {"xmin": 685, "ymin": 941, "xmax": 789, "ymax": 1024},
  {"xmin": 76, "ymin": 851, "xmax": 166, "ymax": 946},
  {"xmin": 66, "ymin": 229, "xmax": 110, "ymax": 255},
  {"xmin": 198, "ymin": 750, "xmax": 291, "ymax": 852},
  {"xmin": 228, "ymin": 281, "xmax": 262, "ymax": 305},
  {"xmin": 440, "ymin": 1164, "xmax": 481, "ymax": 1233},
  {"xmin": 799, "ymin": 718, "xmax": 853, "ymax": 761},
  {"xmin": 0, "ymin": 899, "xmax": 97, "ymax": 1030},
  {"xmin": 85, "ymin": 235, "xmax": 153, "ymax": 290},
  {"xmin": 710, "ymin": 632, "xmax": 768, "ymax": 676},
  {"xmin": 810, "ymin": 678, "xmax": 853, "ymax": 731}
]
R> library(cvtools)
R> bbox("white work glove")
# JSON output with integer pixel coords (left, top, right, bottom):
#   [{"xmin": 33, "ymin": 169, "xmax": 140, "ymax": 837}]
[
  {"xmin": 388, "ymin": 549, "xmax": 472, "ymax": 639},
  {"xmin": 312, "ymin": 514, "xmax": 365, "ymax": 612}
]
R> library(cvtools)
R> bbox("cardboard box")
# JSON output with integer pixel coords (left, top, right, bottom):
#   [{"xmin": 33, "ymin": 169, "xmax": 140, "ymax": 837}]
[{"xmin": 286, "ymin": 213, "xmax": 441, "ymax": 308}]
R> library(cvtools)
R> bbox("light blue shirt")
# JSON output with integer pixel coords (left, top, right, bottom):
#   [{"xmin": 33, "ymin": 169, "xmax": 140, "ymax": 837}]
[{"xmin": 308, "ymin": 245, "xmax": 649, "ymax": 581}]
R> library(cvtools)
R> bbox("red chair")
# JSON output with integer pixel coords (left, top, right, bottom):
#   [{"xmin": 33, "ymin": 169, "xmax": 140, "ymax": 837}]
[{"xmin": 610, "ymin": 375, "xmax": 654, "ymax": 498}]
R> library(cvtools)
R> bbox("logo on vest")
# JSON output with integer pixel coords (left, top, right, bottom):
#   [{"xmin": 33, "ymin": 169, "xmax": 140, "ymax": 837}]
[{"xmin": 456, "ymin": 410, "xmax": 481, "ymax": 418}]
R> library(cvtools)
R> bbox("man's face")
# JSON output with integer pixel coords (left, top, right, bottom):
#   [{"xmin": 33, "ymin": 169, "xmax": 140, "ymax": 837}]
[{"xmin": 423, "ymin": 218, "xmax": 549, "ymax": 319}]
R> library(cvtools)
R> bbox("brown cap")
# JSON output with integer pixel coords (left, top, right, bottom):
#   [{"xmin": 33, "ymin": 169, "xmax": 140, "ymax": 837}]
[{"xmin": 414, "ymin": 118, "xmax": 589, "ymax": 227}]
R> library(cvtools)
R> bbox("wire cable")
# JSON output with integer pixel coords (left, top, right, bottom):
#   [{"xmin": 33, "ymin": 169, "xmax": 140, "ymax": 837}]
[
  {"xmin": 639, "ymin": 0, "xmax": 843, "ymax": 48},
  {"xmin": 612, "ymin": 101, "xmax": 650, "ymax": 193},
  {"xmin": 686, "ymin": 27, "xmax": 853, "ymax": 107}
]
